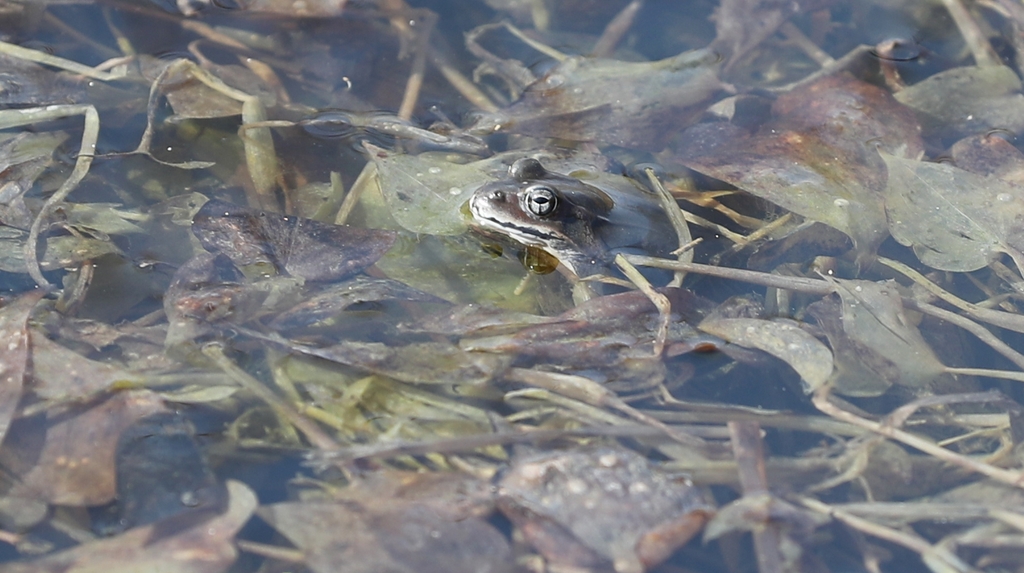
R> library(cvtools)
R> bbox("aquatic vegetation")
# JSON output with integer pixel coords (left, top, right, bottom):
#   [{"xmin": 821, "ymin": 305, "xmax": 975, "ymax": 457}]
[{"xmin": 3, "ymin": 1, "xmax": 1024, "ymax": 572}]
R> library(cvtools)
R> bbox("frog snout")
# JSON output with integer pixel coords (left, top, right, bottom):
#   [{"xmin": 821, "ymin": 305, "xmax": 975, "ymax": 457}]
[{"xmin": 469, "ymin": 188, "xmax": 506, "ymax": 213}]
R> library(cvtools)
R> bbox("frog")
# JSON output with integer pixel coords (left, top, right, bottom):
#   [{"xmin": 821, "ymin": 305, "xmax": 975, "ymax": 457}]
[{"xmin": 468, "ymin": 157, "xmax": 676, "ymax": 279}]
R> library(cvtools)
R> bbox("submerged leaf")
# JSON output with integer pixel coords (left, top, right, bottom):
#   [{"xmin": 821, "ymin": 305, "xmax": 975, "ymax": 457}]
[
  {"xmin": 497, "ymin": 446, "xmax": 714, "ymax": 573},
  {"xmin": 191, "ymin": 198, "xmax": 396, "ymax": 282},
  {"xmin": 882, "ymin": 152, "xmax": 1024, "ymax": 273},
  {"xmin": 0, "ymin": 131, "xmax": 68, "ymax": 229},
  {"xmin": 63, "ymin": 203, "xmax": 148, "ymax": 235},
  {"xmin": 259, "ymin": 500, "xmax": 511, "ymax": 573},
  {"xmin": 816, "ymin": 279, "xmax": 947, "ymax": 394},
  {"xmin": 242, "ymin": 327, "xmax": 509, "ymax": 386},
  {"xmin": 950, "ymin": 133, "xmax": 1024, "ymax": 184},
  {"xmin": 805, "ymin": 296, "xmax": 894, "ymax": 397},
  {"xmin": 697, "ymin": 317, "xmax": 833, "ymax": 392},
  {"xmin": 472, "ymin": 48, "xmax": 725, "ymax": 150},
  {"xmin": 367, "ymin": 145, "xmax": 499, "ymax": 236},
  {"xmin": 269, "ymin": 276, "xmax": 449, "ymax": 331},
  {"xmin": 677, "ymin": 75, "xmax": 923, "ymax": 264},
  {"xmin": 0, "ymin": 228, "xmax": 123, "ymax": 274},
  {"xmin": 0, "ymin": 480, "xmax": 255, "ymax": 573},
  {"xmin": 462, "ymin": 288, "xmax": 710, "ymax": 392},
  {"xmin": 894, "ymin": 65, "xmax": 1024, "ymax": 140},
  {"xmin": 4, "ymin": 390, "xmax": 167, "ymax": 506},
  {"xmin": 114, "ymin": 412, "xmax": 226, "ymax": 529},
  {"xmin": 30, "ymin": 331, "xmax": 146, "ymax": 400},
  {"xmin": 0, "ymin": 291, "xmax": 44, "ymax": 445}
]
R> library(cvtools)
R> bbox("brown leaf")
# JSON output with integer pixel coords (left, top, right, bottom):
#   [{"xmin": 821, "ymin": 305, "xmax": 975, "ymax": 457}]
[
  {"xmin": 697, "ymin": 316, "xmax": 833, "ymax": 392},
  {"xmin": 29, "ymin": 330, "xmax": 145, "ymax": 401},
  {"xmin": 676, "ymin": 74, "xmax": 923, "ymax": 264},
  {"xmin": 0, "ymin": 480, "xmax": 255, "ymax": 573},
  {"xmin": 0, "ymin": 291, "xmax": 44, "ymax": 445},
  {"xmin": 259, "ymin": 500, "xmax": 512, "ymax": 573},
  {"xmin": 4, "ymin": 390, "xmax": 167, "ymax": 506},
  {"xmin": 497, "ymin": 446, "xmax": 714, "ymax": 573},
  {"xmin": 192, "ymin": 199, "xmax": 396, "ymax": 283},
  {"xmin": 951, "ymin": 133, "xmax": 1024, "ymax": 184},
  {"xmin": 472, "ymin": 49, "xmax": 724, "ymax": 150}
]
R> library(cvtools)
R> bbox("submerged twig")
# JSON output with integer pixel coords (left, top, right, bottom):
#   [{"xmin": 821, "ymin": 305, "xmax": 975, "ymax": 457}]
[
  {"xmin": 504, "ymin": 367, "xmax": 709, "ymax": 450},
  {"xmin": 591, "ymin": 0, "xmax": 643, "ymax": 58},
  {"xmin": 905, "ymin": 299, "xmax": 1024, "ymax": 372},
  {"xmin": 427, "ymin": 39, "xmax": 499, "ymax": 113},
  {"xmin": 202, "ymin": 343, "xmax": 342, "ymax": 453},
  {"xmin": 796, "ymin": 496, "xmax": 977, "ymax": 573},
  {"xmin": 729, "ymin": 421, "xmax": 787, "ymax": 573},
  {"xmin": 397, "ymin": 10, "xmax": 436, "ymax": 120},
  {"xmin": 0, "ymin": 39, "xmax": 126, "ymax": 81},
  {"xmin": 0, "ymin": 104, "xmax": 101, "ymax": 288},
  {"xmin": 614, "ymin": 254, "xmax": 671, "ymax": 356},
  {"xmin": 813, "ymin": 385, "xmax": 1024, "ymax": 490},
  {"xmin": 879, "ymin": 257, "xmax": 1024, "ymax": 334},
  {"xmin": 623, "ymin": 254, "xmax": 832, "ymax": 294},
  {"xmin": 309, "ymin": 424, "xmax": 712, "ymax": 466},
  {"xmin": 644, "ymin": 167, "xmax": 692, "ymax": 287},
  {"xmin": 940, "ymin": 0, "xmax": 1001, "ymax": 67}
]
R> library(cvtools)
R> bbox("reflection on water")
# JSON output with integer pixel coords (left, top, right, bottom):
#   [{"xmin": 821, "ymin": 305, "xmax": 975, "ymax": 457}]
[{"xmin": 1, "ymin": 1, "xmax": 1024, "ymax": 572}]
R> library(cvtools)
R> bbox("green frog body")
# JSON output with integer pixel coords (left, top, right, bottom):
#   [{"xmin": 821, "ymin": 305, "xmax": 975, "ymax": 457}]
[{"xmin": 468, "ymin": 157, "xmax": 675, "ymax": 278}]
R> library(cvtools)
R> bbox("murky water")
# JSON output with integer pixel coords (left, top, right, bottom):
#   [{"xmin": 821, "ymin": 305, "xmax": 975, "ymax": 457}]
[{"xmin": 2, "ymin": 1, "xmax": 1024, "ymax": 572}]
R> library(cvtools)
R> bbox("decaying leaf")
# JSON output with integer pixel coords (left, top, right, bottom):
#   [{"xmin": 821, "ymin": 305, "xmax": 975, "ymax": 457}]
[
  {"xmin": 157, "ymin": 58, "xmax": 274, "ymax": 120},
  {"xmin": 3, "ymin": 390, "xmax": 167, "ymax": 506},
  {"xmin": 497, "ymin": 446, "xmax": 714, "ymax": 573},
  {"xmin": 0, "ymin": 480, "xmax": 255, "ymax": 573},
  {"xmin": 697, "ymin": 317, "xmax": 833, "ymax": 392},
  {"xmin": 113, "ymin": 412, "xmax": 226, "ymax": 529},
  {"xmin": 816, "ymin": 279, "xmax": 947, "ymax": 394},
  {"xmin": 191, "ymin": 198, "xmax": 396, "ymax": 282},
  {"xmin": 677, "ymin": 74, "xmax": 924, "ymax": 264},
  {"xmin": 805, "ymin": 296, "xmax": 895, "ymax": 397},
  {"xmin": 259, "ymin": 499, "xmax": 512, "ymax": 573},
  {"xmin": 61, "ymin": 203, "xmax": 148, "ymax": 236},
  {"xmin": 950, "ymin": 132, "xmax": 1024, "ymax": 184},
  {"xmin": 0, "ymin": 131, "xmax": 68, "ymax": 229},
  {"xmin": 243, "ymin": 328, "xmax": 510, "ymax": 386},
  {"xmin": 894, "ymin": 65, "xmax": 1024, "ymax": 140},
  {"xmin": 0, "ymin": 228, "xmax": 123, "ymax": 274},
  {"xmin": 462, "ymin": 288, "xmax": 711, "ymax": 392},
  {"xmin": 882, "ymin": 152, "xmax": 1024, "ymax": 273},
  {"xmin": 269, "ymin": 275, "xmax": 449, "ymax": 330},
  {"xmin": 472, "ymin": 48, "xmax": 725, "ymax": 150},
  {"xmin": 0, "ymin": 291, "xmax": 44, "ymax": 446},
  {"xmin": 29, "ymin": 330, "xmax": 146, "ymax": 401}
]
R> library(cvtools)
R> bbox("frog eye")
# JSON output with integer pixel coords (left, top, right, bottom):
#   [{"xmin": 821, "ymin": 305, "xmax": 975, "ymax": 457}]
[{"xmin": 524, "ymin": 185, "xmax": 558, "ymax": 216}]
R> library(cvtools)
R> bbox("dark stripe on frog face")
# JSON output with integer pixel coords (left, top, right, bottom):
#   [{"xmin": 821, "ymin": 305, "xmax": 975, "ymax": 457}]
[{"xmin": 475, "ymin": 214, "xmax": 564, "ymax": 245}]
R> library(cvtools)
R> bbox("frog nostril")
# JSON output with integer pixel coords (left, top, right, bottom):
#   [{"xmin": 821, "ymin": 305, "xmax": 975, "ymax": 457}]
[{"xmin": 491, "ymin": 190, "xmax": 505, "ymax": 201}]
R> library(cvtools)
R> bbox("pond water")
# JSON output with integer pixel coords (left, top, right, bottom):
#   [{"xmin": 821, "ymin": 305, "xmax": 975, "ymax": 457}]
[{"xmin": 3, "ymin": 1, "xmax": 1024, "ymax": 572}]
